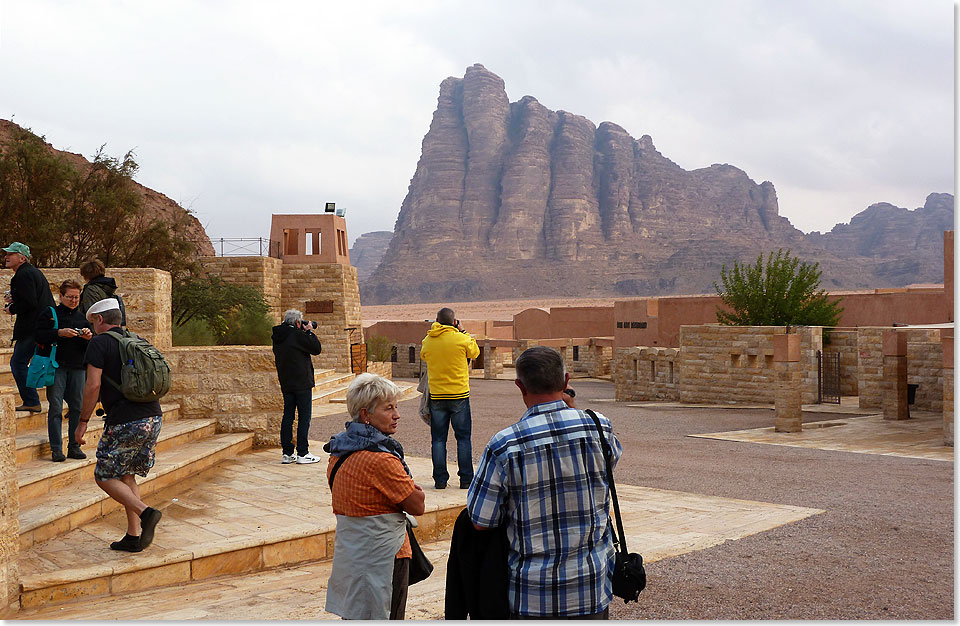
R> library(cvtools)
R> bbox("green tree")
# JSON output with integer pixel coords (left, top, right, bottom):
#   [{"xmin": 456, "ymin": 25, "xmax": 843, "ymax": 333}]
[
  {"xmin": 714, "ymin": 249, "xmax": 843, "ymax": 327},
  {"xmin": 365, "ymin": 334, "xmax": 394, "ymax": 362},
  {"xmin": 0, "ymin": 125, "xmax": 201, "ymax": 280},
  {"xmin": 171, "ymin": 275, "xmax": 272, "ymax": 345}
]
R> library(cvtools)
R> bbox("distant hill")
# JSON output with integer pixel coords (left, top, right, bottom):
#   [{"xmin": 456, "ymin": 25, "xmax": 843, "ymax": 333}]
[{"xmin": 360, "ymin": 64, "xmax": 953, "ymax": 304}]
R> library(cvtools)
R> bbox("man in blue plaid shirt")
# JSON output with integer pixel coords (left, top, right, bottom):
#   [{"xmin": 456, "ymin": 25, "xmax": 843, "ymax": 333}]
[{"xmin": 466, "ymin": 346, "xmax": 623, "ymax": 619}]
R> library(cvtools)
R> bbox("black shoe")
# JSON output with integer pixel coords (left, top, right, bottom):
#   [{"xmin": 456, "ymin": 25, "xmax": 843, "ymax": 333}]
[
  {"xmin": 16, "ymin": 404, "xmax": 42, "ymax": 413},
  {"xmin": 434, "ymin": 482, "xmax": 447, "ymax": 490},
  {"xmin": 139, "ymin": 507, "xmax": 162, "ymax": 549},
  {"xmin": 459, "ymin": 481, "xmax": 472, "ymax": 489},
  {"xmin": 110, "ymin": 533, "xmax": 142, "ymax": 552},
  {"xmin": 51, "ymin": 450, "xmax": 66, "ymax": 462},
  {"xmin": 67, "ymin": 446, "xmax": 87, "ymax": 460}
]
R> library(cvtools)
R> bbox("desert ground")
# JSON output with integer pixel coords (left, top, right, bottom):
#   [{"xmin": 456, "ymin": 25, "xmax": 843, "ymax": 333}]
[{"xmin": 361, "ymin": 295, "xmax": 641, "ymax": 322}]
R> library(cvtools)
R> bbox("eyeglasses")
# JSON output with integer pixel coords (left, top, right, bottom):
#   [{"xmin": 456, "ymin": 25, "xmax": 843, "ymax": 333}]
[{"xmin": 61, "ymin": 294, "xmax": 80, "ymax": 301}]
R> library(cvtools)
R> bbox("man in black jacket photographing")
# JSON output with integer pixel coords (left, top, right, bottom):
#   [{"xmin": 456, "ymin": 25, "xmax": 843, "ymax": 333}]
[{"xmin": 272, "ymin": 309, "xmax": 322, "ymax": 465}]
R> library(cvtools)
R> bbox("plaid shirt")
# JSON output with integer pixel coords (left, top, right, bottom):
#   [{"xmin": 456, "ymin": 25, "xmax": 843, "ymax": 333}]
[{"xmin": 466, "ymin": 400, "xmax": 623, "ymax": 617}]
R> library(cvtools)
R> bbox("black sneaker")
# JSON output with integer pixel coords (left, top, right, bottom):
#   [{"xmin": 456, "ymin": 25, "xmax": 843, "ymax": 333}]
[
  {"xmin": 51, "ymin": 450, "xmax": 66, "ymax": 462},
  {"xmin": 110, "ymin": 533, "xmax": 142, "ymax": 552},
  {"xmin": 139, "ymin": 507, "xmax": 162, "ymax": 549},
  {"xmin": 434, "ymin": 482, "xmax": 447, "ymax": 490},
  {"xmin": 67, "ymin": 446, "xmax": 87, "ymax": 460},
  {"xmin": 16, "ymin": 404, "xmax": 42, "ymax": 413},
  {"xmin": 459, "ymin": 480, "xmax": 472, "ymax": 489}
]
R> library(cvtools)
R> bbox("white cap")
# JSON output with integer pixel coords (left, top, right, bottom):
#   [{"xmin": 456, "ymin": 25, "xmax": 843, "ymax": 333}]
[{"xmin": 86, "ymin": 298, "xmax": 119, "ymax": 321}]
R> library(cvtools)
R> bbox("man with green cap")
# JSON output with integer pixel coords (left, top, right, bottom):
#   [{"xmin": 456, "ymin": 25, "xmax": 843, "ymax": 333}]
[{"xmin": 3, "ymin": 242, "xmax": 56, "ymax": 412}]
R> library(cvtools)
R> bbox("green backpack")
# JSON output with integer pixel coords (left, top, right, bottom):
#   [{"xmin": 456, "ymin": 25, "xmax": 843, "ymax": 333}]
[{"xmin": 103, "ymin": 329, "xmax": 171, "ymax": 402}]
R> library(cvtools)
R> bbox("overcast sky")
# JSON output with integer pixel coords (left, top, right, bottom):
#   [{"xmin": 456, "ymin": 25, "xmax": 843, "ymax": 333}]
[{"xmin": 0, "ymin": 0, "xmax": 954, "ymax": 246}]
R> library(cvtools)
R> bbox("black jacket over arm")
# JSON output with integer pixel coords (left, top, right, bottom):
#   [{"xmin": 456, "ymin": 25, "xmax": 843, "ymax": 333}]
[
  {"xmin": 9, "ymin": 263, "xmax": 56, "ymax": 341},
  {"xmin": 445, "ymin": 507, "xmax": 510, "ymax": 620},
  {"xmin": 271, "ymin": 323, "xmax": 322, "ymax": 392},
  {"xmin": 35, "ymin": 304, "xmax": 91, "ymax": 369}
]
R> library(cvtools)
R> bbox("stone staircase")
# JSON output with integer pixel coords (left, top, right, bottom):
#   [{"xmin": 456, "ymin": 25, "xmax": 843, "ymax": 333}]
[{"xmin": 9, "ymin": 366, "xmax": 428, "ymax": 612}]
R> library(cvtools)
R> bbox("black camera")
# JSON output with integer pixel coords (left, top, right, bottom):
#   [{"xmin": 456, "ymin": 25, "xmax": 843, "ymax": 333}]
[
  {"xmin": 300, "ymin": 320, "xmax": 317, "ymax": 330},
  {"xmin": 73, "ymin": 328, "xmax": 86, "ymax": 334}
]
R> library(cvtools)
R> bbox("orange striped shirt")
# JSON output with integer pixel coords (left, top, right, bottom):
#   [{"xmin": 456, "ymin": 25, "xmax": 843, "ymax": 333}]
[{"xmin": 327, "ymin": 450, "xmax": 416, "ymax": 558}]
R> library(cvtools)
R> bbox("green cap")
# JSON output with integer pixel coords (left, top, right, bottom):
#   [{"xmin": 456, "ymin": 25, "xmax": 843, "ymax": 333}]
[{"xmin": 2, "ymin": 242, "xmax": 30, "ymax": 257}]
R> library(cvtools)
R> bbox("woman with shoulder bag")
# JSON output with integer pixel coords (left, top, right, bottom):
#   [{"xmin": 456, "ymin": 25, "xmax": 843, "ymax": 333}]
[
  {"xmin": 35, "ymin": 280, "xmax": 93, "ymax": 462},
  {"xmin": 323, "ymin": 373, "xmax": 426, "ymax": 620}
]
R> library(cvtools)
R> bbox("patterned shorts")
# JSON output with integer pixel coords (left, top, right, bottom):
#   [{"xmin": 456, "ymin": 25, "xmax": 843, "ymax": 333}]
[{"xmin": 94, "ymin": 415, "xmax": 163, "ymax": 481}]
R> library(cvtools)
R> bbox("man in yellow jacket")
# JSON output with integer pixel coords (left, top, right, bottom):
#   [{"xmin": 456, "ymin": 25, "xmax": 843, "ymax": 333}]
[{"xmin": 420, "ymin": 307, "xmax": 480, "ymax": 489}]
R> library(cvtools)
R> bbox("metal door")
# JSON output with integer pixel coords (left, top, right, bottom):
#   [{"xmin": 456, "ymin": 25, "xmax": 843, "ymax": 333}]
[{"xmin": 817, "ymin": 350, "xmax": 841, "ymax": 404}]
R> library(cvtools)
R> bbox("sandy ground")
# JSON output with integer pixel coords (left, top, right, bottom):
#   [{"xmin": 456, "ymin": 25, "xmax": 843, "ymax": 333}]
[
  {"xmin": 309, "ymin": 377, "xmax": 954, "ymax": 620},
  {"xmin": 361, "ymin": 295, "xmax": 635, "ymax": 322}
]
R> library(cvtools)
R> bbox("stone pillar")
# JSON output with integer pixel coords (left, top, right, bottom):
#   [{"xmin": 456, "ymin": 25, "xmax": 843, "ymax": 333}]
[
  {"xmin": 483, "ymin": 342, "xmax": 503, "ymax": 379},
  {"xmin": 589, "ymin": 345, "xmax": 604, "ymax": 378},
  {"xmin": 562, "ymin": 340, "xmax": 574, "ymax": 371},
  {"xmin": 0, "ymin": 393, "xmax": 19, "ymax": 616},
  {"xmin": 774, "ymin": 334, "xmax": 802, "ymax": 433},
  {"xmin": 943, "ymin": 330, "xmax": 954, "ymax": 446},
  {"xmin": 882, "ymin": 330, "xmax": 909, "ymax": 420}
]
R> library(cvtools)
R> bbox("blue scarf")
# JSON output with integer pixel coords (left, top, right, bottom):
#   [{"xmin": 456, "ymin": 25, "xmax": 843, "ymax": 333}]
[{"xmin": 323, "ymin": 421, "xmax": 411, "ymax": 477}]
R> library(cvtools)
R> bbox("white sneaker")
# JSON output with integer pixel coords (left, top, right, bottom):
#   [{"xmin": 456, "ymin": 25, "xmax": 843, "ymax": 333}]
[
  {"xmin": 281, "ymin": 454, "xmax": 297, "ymax": 464},
  {"xmin": 296, "ymin": 453, "xmax": 321, "ymax": 464}
]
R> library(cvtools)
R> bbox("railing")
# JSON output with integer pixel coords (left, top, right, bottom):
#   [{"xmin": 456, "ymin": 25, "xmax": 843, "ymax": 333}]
[{"xmin": 202, "ymin": 238, "xmax": 281, "ymax": 258}]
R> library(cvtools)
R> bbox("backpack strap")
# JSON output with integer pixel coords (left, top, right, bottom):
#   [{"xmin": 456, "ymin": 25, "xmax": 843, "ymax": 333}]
[
  {"xmin": 101, "ymin": 328, "xmax": 129, "ymax": 393},
  {"xmin": 327, "ymin": 451, "xmax": 355, "ymax": 489}
]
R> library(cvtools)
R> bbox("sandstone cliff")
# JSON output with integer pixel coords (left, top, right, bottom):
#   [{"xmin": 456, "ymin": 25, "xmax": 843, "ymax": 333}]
[
  {"xmin": 349, "ymin": 231, "xmax": 393, "ymax": 282},
  {"xmin": 362, "ymin": 64, "xmax": 952, "ymax": 304}
]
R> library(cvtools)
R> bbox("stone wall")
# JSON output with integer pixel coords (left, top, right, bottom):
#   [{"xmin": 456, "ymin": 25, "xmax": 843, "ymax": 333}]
[
  {"xmin": 201, "ymin": 256, "xmax": 283, "ymax": 323},
  {"xmin": 823, "ymin": 329, "xmax": 859, "ymax": 396},
  {"xmin": 165, "ymin": 346, "xmax": 288, "ymax": 447},
  {"xmin": 390, "ymin": 343, "xmax": 423, "ymax": 378},
  {"xmin": 280, "ymin": 263, "xmax": 363, "ymax": 373},
  {"xmin": 676, "ymin": 325, "xmax": 821, "ymax": 405},
  {"xmin": 0, "ymin": 267, "xmax": 172, "ymax": 349},
  {"xmin": 0, "ymin": 392, "xmax": 18, "ymax": 616},
  {"xmin": 578, "ymin": 344, "xmax": 613, "ymax": 377},
  {"xmin": 365, "ymin": 361, "xmax": 392, "ymax": 379},
  {"xmin": 858, "ymin": 328, "xmax": 942, "ymax": 411},
  {"xmin": 615, "ymin": 347, "xmax": 680, "ymax": 401}
]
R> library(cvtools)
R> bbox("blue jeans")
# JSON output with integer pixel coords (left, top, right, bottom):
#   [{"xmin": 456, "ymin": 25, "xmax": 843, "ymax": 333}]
[
  {"xmin": 10, "ymin": 337, "xmax": 39, "ymax": 407},
  {"xmin": 281, "ymin": 389, "xmax": 313, "ymax": 456},
  {"xmin": 47, "ymin": 367, "xmax": 86, "ymax": 454},
  {"xmin": 429, "ymin": 398, "xmax": 474, "ymax": 486}
]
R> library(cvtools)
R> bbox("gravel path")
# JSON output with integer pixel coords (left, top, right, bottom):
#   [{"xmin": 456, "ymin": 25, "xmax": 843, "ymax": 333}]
[{"xmin": 310, "ymin": 377, "xmax": 954, "ymax": 620}]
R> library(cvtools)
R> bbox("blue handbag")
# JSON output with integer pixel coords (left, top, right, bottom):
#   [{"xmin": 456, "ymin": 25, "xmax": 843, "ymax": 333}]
[{"xmin": 26, "ymin": 306, "xmax": 59, "ymax": 389}]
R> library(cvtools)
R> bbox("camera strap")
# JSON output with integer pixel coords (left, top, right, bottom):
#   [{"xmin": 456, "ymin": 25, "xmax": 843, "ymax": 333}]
[{"xmin": 584, "ymin": 409, "xmax": 629, "ymax": 557}]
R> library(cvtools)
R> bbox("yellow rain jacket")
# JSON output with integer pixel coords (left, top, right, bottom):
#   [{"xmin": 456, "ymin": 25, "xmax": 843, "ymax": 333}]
[{"xmin": 420, "ymin": 322, "xmax": 480, "ymax": 400}]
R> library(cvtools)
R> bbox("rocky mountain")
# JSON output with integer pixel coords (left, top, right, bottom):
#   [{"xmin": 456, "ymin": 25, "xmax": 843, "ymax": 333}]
[
  {"xmin": 357, "ymin": 64, "xmax": 952, "ymax": 304},
  {"xmin": 349, "ymin": 231, "xmax": 393, "ymax": 282},
  {"xmin": 0, "ymin": 119, "xmax": 213, "ymax": 257}
]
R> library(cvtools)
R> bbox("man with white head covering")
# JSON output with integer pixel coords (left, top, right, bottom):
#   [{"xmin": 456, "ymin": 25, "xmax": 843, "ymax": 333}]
[{"xmin": 75, "ymin": 298, "xmax": 164, "ymax": 553}]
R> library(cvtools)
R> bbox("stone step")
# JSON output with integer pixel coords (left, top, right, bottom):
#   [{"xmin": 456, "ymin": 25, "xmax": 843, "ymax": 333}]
[
  {"xmin": 18, "ymin": 431, "xmax": 255, "ymax": 550},
  {"xmin": 15, "ymin": 403, "xmax": 181, "ymax": 464},
  {"xmin": 313, "ymin": 370, "xmax": 355, "ymax": 392},
  {"xmin": 0, "ymin": 383, "xmax": 47, "ymax": 408},
  {"xmin": 17, "ymin": 417, "xmax": 217, "ymax": 507},
  {"xmin": 17, "ymin": 449, "xmax": 467, "ymax": 610},
  {"xmin": 312, "ymin": 383, "xmax": 352, "ymax": 406}
]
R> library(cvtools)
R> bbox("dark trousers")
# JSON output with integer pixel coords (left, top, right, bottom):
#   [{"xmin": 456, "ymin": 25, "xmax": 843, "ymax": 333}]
[
  {"xmin": 10, "ymin": 336, "xmax": 39, "ymax": 406},
  {"xmin": 47, "ymin": 366, "xmax": 86, "ymax": 454},
  {"xmin": 280, "ymin": 389, "xmax": 312, "ymax": 456},
  {"xmin": 511, "ymin": 607, "xmax": 609, "ymax": 620},
  {"xmin": 429, "ymin": 398, "xmax": 473, "ymax": 486},
  {"xmin": 390, "ymin": 557, "xmax": 410, "ymax": 620}
]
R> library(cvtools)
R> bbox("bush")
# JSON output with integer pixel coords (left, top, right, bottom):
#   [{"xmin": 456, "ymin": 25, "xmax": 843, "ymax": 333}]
[
  {"xmin": 366, "ymin": 334, "xmax": 394, "ymax": 362},
  {"xmin": 172, "ymin": 318, "xmax": 217, "ymax": 346}
]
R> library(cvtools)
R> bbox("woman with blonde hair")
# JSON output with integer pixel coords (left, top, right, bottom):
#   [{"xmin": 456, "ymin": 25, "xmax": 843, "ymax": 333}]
[{"xmin": 323, "ymin": 373, "xmax": 425, "ymax": 620}]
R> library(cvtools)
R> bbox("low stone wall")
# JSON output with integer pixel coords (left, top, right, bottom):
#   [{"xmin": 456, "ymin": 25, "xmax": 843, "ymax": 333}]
[
  {"xmin": 615, "ymin": 347, "xmax": 680, "ymax": 401},
  {"xmin": 366, "ymin": 361, "xmax": 392, "ymax": 379},
  {"xmin": 578, "ymin": 344, "xmax": 613, "ymax": 377},
  {"xmin": 0, "ymin": 267, "xmax": 172, "ymax": 349},
  {"xmin": 0, "ymin": 393, "xmax": 18, "ymax": 616},
  {"xmin": 201, "ymin": 256, "xmax": 283, "ymax": 323},
  {"xmin": 858, "ymin": 328, "xmax": 942, "ymax": 411},
  {"xmin": 390, "ymin": 343, "xmax": 422, "ymax": 378},
  {"xmin": 676, "ymin": 325, "xmax": 821, "ymax": 405},
  {"xmin": 165, "ymin": 346, "xmax": 294, "ymax": 447},
  {"xmin": 823, "ymin": 329, "xmax": 859, "ymax": 396}
]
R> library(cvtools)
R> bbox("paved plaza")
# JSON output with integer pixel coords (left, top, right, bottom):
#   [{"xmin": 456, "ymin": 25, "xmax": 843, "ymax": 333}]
[{"xmin": 12, "ymin": 377, "xmax": 955, "ymax": 620}]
